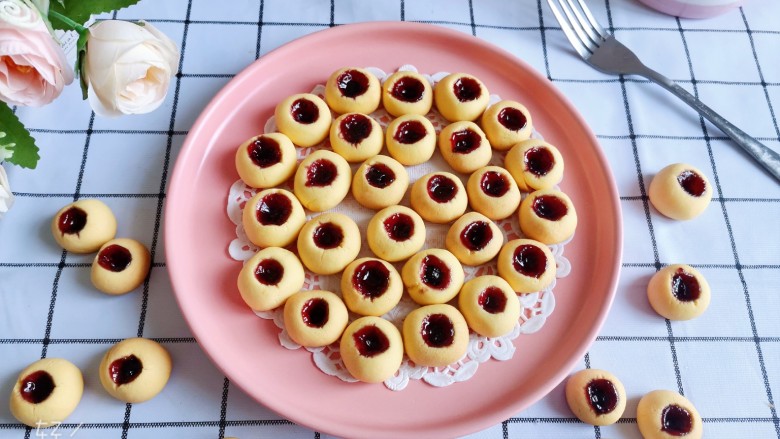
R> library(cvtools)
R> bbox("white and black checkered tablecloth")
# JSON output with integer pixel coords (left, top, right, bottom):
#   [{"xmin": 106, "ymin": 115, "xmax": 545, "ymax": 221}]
[{"xmin": 2, "ymin": 0, "xmax": 779, "ymax": 438}]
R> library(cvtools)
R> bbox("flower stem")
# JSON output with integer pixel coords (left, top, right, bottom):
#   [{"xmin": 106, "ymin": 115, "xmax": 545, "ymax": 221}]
[{"xmin": 48, "ymin": 10, "xmax": 88, "ymax": 33}]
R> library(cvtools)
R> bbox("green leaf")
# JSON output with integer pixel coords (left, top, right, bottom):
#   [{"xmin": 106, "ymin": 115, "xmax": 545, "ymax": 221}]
[
  {"xmin": 0, "ymin": 103, "xmax": 41, "ymax": 169},
  {"xmin": 76, "ymin": 28, "xmax": 90, "ymax": 99},
  {"xmin": 48, "ymin": 0, "xmax": 142, "ymax": 30}
]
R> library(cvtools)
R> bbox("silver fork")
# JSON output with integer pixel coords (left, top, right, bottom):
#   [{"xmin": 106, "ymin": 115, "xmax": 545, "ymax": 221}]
[{"xmin": 547, "ymin": 0, "xmax": 780, "ymax": 183}]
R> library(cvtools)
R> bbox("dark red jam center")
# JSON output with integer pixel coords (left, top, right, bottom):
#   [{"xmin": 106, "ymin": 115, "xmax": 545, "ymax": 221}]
[
  {"xmin": 498, "ymin": 107, "xmax": 527, "ymax": 131},
  {"xmin": 450, "ymin": 129, "xmax": 482, "ymax": 154},
  {"xmin": 109, "ymin": 355, "xmax": 143, "ymax": 386},
  {"xmin": 453, "ymin": 77, "xmax": 482, "ymax": 102},
  {"xmin": 353, "ymin": 325, "xmax": 390, "ymax": 357},
  {"xmin": 254, "ymin": 259, "xmax": 284, "ymax": 286},
  {"xmin": 290, "ymin": 98, "xmax": 319, "ymax": 124},
  {"xmin": 420, "ymin": 255, "xmax": 451, "ymax": 290},
  {"xmin": 98, "ymin": 244, "xmax": 133, "ymax": 272},
  {"xmin": 391, "ymin": 76, "xmax": 425, "ymax": 103},
  {"xmin": 478, "ymin": 287, "xmax": 507, "ymax": 314},
  {"xmin": 586, "ymin": 379, "xmax": 619, "ymax": 415},
  {"xmin": 19, "ymin": 370, "xmax": 55, "ymax": 404},
  {"xmin": 247, "ymin": 137, "xmax": 282, "ymax": 168},
  {"xmin": 256, "ymin": 193, "xmax": 292, "ymax": 226},
  {"xmin": 383, "ymin": 213, "xmax": 414, "ymax": 242},
  {"xmin": 352, "ymin": 260, "xmax": 390, "ymax": 299},
  {"xmin": 661, "ymin": 404, "xmax": 694, "ymax": 436},
  {"xmin": 394, "ymin": 120, "xmax": 427, "ymax": 144},
  {"xmin": 58, "ymin": 207, "xmax": 87, "ymax": 235},
  {"xmin": 524, "ymin": 147, "xmax": 555, "ymax": 177},
  {"xmin": 460, "ymin": 221, "xmax": 493, "ymax": 251},
  {"xmin": 512, "ymin": 244, "xmax": 547, "ymax": 279},
  {"xmin": 427, "ymin": 175, "xmax": 458, "ymax": 203},
  {"xmin": 421, "ymin": 313, "xmax": 455, "ymax": 348},
  {"xmin": 301, "ymin": 298, "xmax": 329, "ymax": 328},
  {"xmin": 678, "ymin": 170, "xmax": 706, "ymax": 197},
  {"xmin": 532, "ymin": 195, "xmax": 568, "ymax": 221},
  {"xmin": 337, "ymin": 69, "xmax": 369, "ymax": 98},
  {"xmin": 365, "ymin": 163, "xmax": 396, "ymax": 189},
  {"xmin": 312, "ymin": 223, "xmax": 343, "ymax": 249},
  {"xmin": 339, "ymin": 114, "xmax": 373, "ymax": 144},
  {"xmin": 305, "ymin": 159, "xmax": 338, "ymax": 187},
  {"xmin": 480, "ymin": 171, "xmax": 510, "ymax": 197},
  {"xmin": 671, "ymin": 268, "xmax": 701, "ymax": 302}
]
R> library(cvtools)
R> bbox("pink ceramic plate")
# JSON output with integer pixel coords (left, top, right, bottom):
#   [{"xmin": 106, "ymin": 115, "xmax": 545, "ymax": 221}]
[{"xmin": 165, "ymin": 22, "xmax": 622, "ymax": 439}]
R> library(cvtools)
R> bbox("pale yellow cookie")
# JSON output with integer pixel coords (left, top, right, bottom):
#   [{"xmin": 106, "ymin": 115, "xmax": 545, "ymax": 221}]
[
  {"xmin": 284, "ymin": 290, "xmax": 349, "ymax": 348},
  {"xmin": 504, "ymin": 139, "xmax": 564, "ymax": 191},
  {"xmin": 341, "ymin": 258, "xmax": 403, "ymax": 316},
  {"xmin": 237, "ymin": 247, "xmax": 305, "ymax": 311},
  {"xmin": 647, "ymin": 264, "xmax": 711, "ymax": 321},
  {"xmin": 385, "ymin": 114, "xmax": 436, "ymax": 166},
  {"xmin": 649, "ymin": 163, "xmax": 712, "ymax": 220},
  {"xmin": 366, "ymin": 205, "xmax": 426, "ymax": 262},
  {"xmin": 480, "ymin": 100, "xmax": 533, "ymax": 151},
  {"xmin": 340, "ymin": 316, "xmax": 404, "ymax": 383},
  {"xmin": 242, "ymin": 188, "xmax": 306, "ymax": 248},
  {"xmin": 91, "ymin": 238, "xmax": 151, "ymax": 295},
  {"xmin": 9, "ymin": 358, "xmax": 83, "ymax": 428},
  {"xmin": 51, "ymin": 199, "xmax": 117, "ymax": 253},
  {"xmin": 402, "ymin": 304, "xmax": 469, "ymax": 368},
  {"xmin": 458, "ymin": 275, "xmax": 520, "ymax": 337},
  {"xmin": 293, "ymin": 149, "xmax": 352, "ymax": 212},
  {"xmin": 438, "ymin": 121, "xmax": 492, "ymax": 174},
  {"xmin": 565, "ymin": 369, "xmax": 627, "ymax": 426},
  {"xmin": 445, "ymin": 212, "xmax": 503, "ymax": 266},
  {"xmin": 410, "ymin": 172, "xmax": 468, "ymax": 224},
  {"xmin": 433, "ymin": 73, "xmax": 490, "ymax": 122},
  {"xmin": 99, "ymin": 338, "xmax": 172, "ymax": 403},
  {"xmin": 324, "ymin": 67, "xmax": 381, "ymax": 114},
  {"xmin": 274, "ymin": 93, "xmax": 332, "ymax": 147},
  {"xmin": 497, "ymin": 239, "xmax": 556, "ymax": 294},
  {"xmin": 381, "ymin": 71, "xmax": 433, "ymax": 117},
  {"xmin": 518, "ymin": 189, "xmax": 577, "ymax": 245},
  {"xmin": 402, "ymin": 249, "xmax": 465, "ymax": 305},
  {"xmin": 329, "ymin": 113, "xmax": 383, "ymax": 163},
  {"xmin": 352, "ymin": 155, "xmax": 409, "ymax": 210},
  {"xmin": 637, "ymin": 390, "xmax": 703, "ymax": 439},
  {"xmin": 297, "ymin": 213, "xmax": 361, "ymax": 275},
  {"xmin": 467, "ymin": 166, "xmax": 521, "ymax": 220},
  {"xmin": 234, "ymin": 133, "xmax": 297, "ymax": 189}
]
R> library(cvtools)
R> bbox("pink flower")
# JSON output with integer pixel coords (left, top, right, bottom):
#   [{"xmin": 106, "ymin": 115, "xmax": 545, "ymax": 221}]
[{"xmin": 0, "ymin": 0, "xmax": 74, "ymax": 107}]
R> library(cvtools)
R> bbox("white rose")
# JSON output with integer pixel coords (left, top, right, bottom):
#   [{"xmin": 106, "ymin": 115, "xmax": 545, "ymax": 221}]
[
  {"xmin": 0, "ymin": 162, "xmax": 13, "ymax": 218},
  {"xmin": 84, "ymin": 20, "xmax": 179, "ymax": 117}
]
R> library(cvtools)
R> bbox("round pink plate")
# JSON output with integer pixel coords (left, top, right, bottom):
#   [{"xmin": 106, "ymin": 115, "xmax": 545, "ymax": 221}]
[{"xmin": 165, "ymin": 22, "xmax": 622, "ymax": 439}]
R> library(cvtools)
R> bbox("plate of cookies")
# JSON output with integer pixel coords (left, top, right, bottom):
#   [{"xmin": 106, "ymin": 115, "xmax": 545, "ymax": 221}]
[{"xmin": 166, "ymin": 21, "xmax": 622, "ymax": 438}]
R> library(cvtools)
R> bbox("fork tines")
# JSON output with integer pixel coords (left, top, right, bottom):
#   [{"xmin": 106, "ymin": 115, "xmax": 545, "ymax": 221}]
[{"xmin": 547, "ymin": 0, "xmax": 609, "ymax": 57}]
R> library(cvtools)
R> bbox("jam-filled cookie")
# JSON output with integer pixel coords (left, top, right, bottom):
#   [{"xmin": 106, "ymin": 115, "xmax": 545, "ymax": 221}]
[
  {"xmin": 518, "ymin": 189, "xmax": 578, "ymax": 245},
  {"xmin": 438, "ymin": 121, "xmax": 492, "ymax": 174},
  {"xmin": 480, "ymin": 100, "xmax": 533, "ymax": 151},
  {"xmin": 234, "ymin": 133, "xmax": 297, "ymax": 189},
  {"xmin": 647, "ymin": 264, "xmax": 711, "ymax": 321},
  {"xmin": 637, "ymin": 390, "xmax": 703, "ymax": 439},
  {"xmin": 385, "ymin": 114, "xmax": 436, "ymax": 166},
  {"xmin": 433, "ymin": 73, "xmax": 490, "ymax": 122},
  {"xmin": 402, "ymin": 249, "xmax": 465, "ymax": 305},
  {"xmin": 51, "ymin": 199, "xmax": 117, "ymax": 253},
  {"xmin": 402, "ymin": 304, "xmax": 469, "ymax": 368},
  {"xmin": 238, "ymin": 247, "xmax": 305, "ymax": 312},
  {"xmin": 565, "ymin": 369, "xmax": 627, "ymax": 426},
  {"xmin": 458, "ymin": 275, "xmax": 520, "ymax": 338},
  {"xmin": 466, "ymin": 166, "xmax": 521, "ymax": 220},
  {"xmin": 274, "ymin": 93, "xmax": 332, "ymax": 147},
  {"xmin": 283, "ymin": 290, "xmax": 349, "ymax": 347},
  {"xmin": 329, "ymin": 113, "xmax": 383, "ymax": 163},
  {"xmin": 297, "ymin": 213, "xmax": 361, "ymax": 275},
  {"xmin": 99, "ymin": 338, "xmax": 172, "ymax": 403},
  {"xmin": 340, "ymin": 316, "xmax": 404, "ymax": 383},
  {"xmin": 324, "ymin": 67, "xmax": 381, "ymax": 115},
  {"xmin": 242, "ymin": 188, "xmax": 306, "ymax": 248},
  {"xmin": 504, "ymin": 139, "xmax": 564, "ymax": 191},
  {"xmin": 497, "ymin": 239, "xmax": 556, "ymax": 293},
  {"xmin": 366, "ymin": 205, "xmax": 426, "ymax": 262},
  {"xmin": 649, "ymin": 163, "xmax": 712, "ymax": 220},
  {"xmin": 410, "ymin": 172, "xmax": 468, "ymax": 224},
  {"xmin": 341, "ymin": 258, "xmax": 403, "ymax": 316},
  {"xmin": 352, "ymin": 155, "xmax": 409, "ymax": 210},
  {"xmin": 293, "ymin": 149, "xmax": 352, "ymax": 212},
  {"xmin": 381, "ymin": 71, "xmax": 433, "ymax": 117},
  {"xmin": 91, "ymin": 238, "xmax": 151, "ymax": 295},
  {"xmin": 445, "ymin": 212, "xmax": 503, "ymax": 266},
  {"xmin": 9, "ymin": 358, "xmax": 83, "ymax": 428}
]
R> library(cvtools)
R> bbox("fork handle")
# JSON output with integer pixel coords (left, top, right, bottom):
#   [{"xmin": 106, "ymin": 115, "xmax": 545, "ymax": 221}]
[{"xmin": 638, "ymin": 67, "xmax": 780, "ymax": 183}]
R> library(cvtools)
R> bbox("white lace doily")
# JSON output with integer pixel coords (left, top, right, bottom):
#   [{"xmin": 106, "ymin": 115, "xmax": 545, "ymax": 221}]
[{"xmin": 226, "ymin": 65, "xmax": 571, "ymax": 391}]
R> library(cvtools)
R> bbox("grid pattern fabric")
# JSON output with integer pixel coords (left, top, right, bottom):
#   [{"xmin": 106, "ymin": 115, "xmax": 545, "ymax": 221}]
[{"xmin": 1, "ymin": 0, "xmax": 779, "ymax": 438}]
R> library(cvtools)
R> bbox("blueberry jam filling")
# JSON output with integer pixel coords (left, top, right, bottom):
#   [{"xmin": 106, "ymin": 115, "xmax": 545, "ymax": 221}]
[
  {"xmin": 58, "ymin": 207, "xmax": 87, "ymax": 235},
  {"xmin": 452, "ymin": 77, "xmax": 482, "ymax": 102},
  {"xmin": 524, "ymin": 147, "xmax": 555, "ymax": 177},
  {"xmin": 247, "ymin": 137, "xmax": 282, "ymax": 168},
  {"xmin": 532, "ymin": 195, "xmax": 568, "ymax": 221},
  {"xmin": 427, "ymin": 175, "xmax": 458, "ymax": 203},
  {"xmin": 305, "ymin": 159, "xmax": 338, "ymax": 187},
  {"xmin": 353, "ymin": 325, "xmax": 390, "ymax": 357},
  {"xmin": 450, "ymin": 129, "xmax": 481, "ymax": 154},
  {"xmin": 19, "ymin": 371, "xmax": 55, "ymax": 404},
  {"xmin": 290, "ymin": 98, "xmax": 319, "ymax": 124},
  {"xmin": 460, "ymin": 221, "xmax": 493, "ymax": 251},
  {"xmin": 671, "ymin": 268, "xmax": 701, "ymax": 302},
  {"xmin": 383, "ymin": 213, "xmax": 415, "ymax": 242},
  {"xmin": 393, "ymin": 120, "xmax": 427, "ymax": 144},
  {"xmin": 98, "ymin": 245, "xmax": 133, "ymax": 272},
  {"xmin": 352, "ymin": 260, "xmax": 390, "ymax": 299},
  {"xmin": 337, "ymin": 69, "xmax": 369, "ymax": 98},
  {"xmin": 109, "ymin": 355, "xmax": 143, "ymax": 386},
  {"xmin": 312, "ymin": 223, "xmax": 344, "ymax": 249},
  {"xmin": 365, "ymin": 163, "xmax": 396, "ymax": 189},
  {"xmin": 585, "ymin": 379, "xmax": 619, "ymax": 415},
  {"xmin": 254, "ymin": 259, "xmax": 284, "ymax": 286},
  {"xmin": 391, "ymin": 76, "xmax": 425, "ymax": 103},
  {"xmin": 421, "ymin": 313, "xmax": 455, "ymax": 348},
  {"xmin": 419, "ymin": 255, "xmax": 451, "ymax": 290},
  {"xmin": 301, "ymin": 298, "xmax": 329, "ymax": 328},
  {"xmin": 480, "ymin": 171, "xmax": 510, "ymax": 197},
  {"xmin": 256, "ymin": 193, "xmax": 292, "ymax": 226},
  {"xmin": 339, "ymin": 114, "xmax": 373, "ymax": 145},
  {"xmin": 498, "ymin": 107, "xmax": 527, "ymax": 131},
  {"xmin": 677, "ymin": 170, "xmax": 706, "ymax": 197},
  {"xmin": 512, "ymin": 244, "xmax": 547, "ymax": 278},
  {"xmin": 478, "ymin": 287, "xmax": 507, "ymax": 314},
  {"xmin": 661, "ymin": 404, "xmax": 694, "ymax": 436}
]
